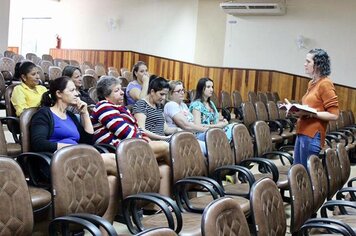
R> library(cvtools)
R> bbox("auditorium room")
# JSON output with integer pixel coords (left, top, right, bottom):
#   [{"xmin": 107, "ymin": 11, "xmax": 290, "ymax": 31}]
[{"xmin": 1, "ymin": 0, "xmax": 356, "ymax": 235}]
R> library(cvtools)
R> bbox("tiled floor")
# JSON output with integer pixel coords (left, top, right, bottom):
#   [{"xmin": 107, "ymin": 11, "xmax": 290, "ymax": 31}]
[{"xmin": 2, "ymin": 109, "xmax": 355, "ymax": 235}]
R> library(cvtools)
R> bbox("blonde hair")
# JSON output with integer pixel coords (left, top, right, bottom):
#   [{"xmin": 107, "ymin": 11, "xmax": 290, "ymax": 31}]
[{"xmin": 167, "ymin": 80, "xmax": 184, "ymax": 101}]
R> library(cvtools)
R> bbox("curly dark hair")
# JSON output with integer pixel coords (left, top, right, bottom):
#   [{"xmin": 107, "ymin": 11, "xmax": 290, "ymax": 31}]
[{"xmin": 309, "ymin": 48, "xmax": 331, "ymax": 77}]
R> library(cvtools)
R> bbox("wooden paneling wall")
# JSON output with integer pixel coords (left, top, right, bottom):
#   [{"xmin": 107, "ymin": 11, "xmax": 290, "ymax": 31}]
[{"xmin": 50, "ymin": 48, "xmax": 356, "ymax": 115}]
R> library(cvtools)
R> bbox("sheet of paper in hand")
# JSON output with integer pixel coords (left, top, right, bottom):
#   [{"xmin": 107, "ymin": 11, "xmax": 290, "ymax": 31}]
[{"xmin": 278, "ymin": 103, "xmax": 317, "ymax": 114}]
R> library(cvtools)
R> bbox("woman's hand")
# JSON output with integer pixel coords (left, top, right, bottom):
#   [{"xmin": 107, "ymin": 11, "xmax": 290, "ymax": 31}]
[
  {"xmin": 76, "ymin": 98, "xmax": 88, "ymax": 115},
  {"xmin": 217, "ymin": 119, "xmax": 228, "ymax": 128},
  {"xmin": 142, "ymin": 72, "xmax": 150, "ymax": 83},
  {"xmin": 160, "ymin": 134, "xmax": 171, "ymax": 141}
]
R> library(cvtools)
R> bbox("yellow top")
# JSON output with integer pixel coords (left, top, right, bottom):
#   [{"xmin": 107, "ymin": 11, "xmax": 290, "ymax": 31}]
[{"xmin": 11, "ymin": 83, "xmax": 47, "ymax": 116}]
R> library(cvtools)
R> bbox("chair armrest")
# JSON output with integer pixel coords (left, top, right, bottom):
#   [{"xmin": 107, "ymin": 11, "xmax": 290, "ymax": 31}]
[
  {"xmin": 301, "ymin": 218, "xmax": 355, "ymax": 236},
  {"xmin": 49, "ymin": 216, "xmax": 102, "ymax": 236},
  {"xmin": 0, "ymin": 116, "xmax": 20, "ymax": 143},
  {"xmin": 16, "ymin": 152, "xmax": 52, "ymax": 188},
  {"xmin": 262, "ymin": 151, "xmax": 294, "ymax": 165},
  {"xmin": 233, "ymin": 106, "xmax": 243, "ymax": 120},
  {"xmin": 321, "ymin": 200, "xmax": 356, "ymax": 218},
  {"xmin": 347, "ymin": 177, "xmax": 356, "ymax": 187},
  {"xmin": 173, "ymin": 178, "xmax": 223, "ymax": 213},
  {"xmin": 337, "ymin": 129, "xmax": 355, "ymax": 144},
  {"xmin": 328, "ymin": 131, "xmax": 349, "ymax": 146},
  {"xmin": 184, "ymin": 176, "xmax": 225, "ymax": 196},
  {"xmin": 70, "ymin": 213, "xmax": 118, "ymax": 236},
  {"xmin": 277, "ymin": 118, "xmax": 294, "ymax": 132},
  {"xmin": 240, "ymin": 158, "xmax": 279, "ymax": 183},
  {"xmin": 142, "ymin": 193, "xmax": 182, "ymax": 233},
  {"xmin": 123, "ymin": 193, "xmax": 181, "ymax": 234},
  {"xmin": 278, "ymin": 145, "xmax": 295, "ymax": 153},
  {"xmin": 336, "ymin": 187, "xmax": 356, "ymax": 202},
  {"xmin": 266, "ymin": 120, "xmax": 283, "ymax": 135},
  {"xmin": 0, "ymin": 116, "xmax": 19, "ymax": 123},
  {"xmin": 214, "ymin": 165, "xmax": 256, "ymax": 197}
]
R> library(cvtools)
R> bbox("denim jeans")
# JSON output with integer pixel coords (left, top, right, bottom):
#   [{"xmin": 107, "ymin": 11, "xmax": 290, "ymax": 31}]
[
  {"xmin": 294, "ymin": 132, "xmax": 321, "ymax": 169},
  {"xmin": 196, "ymin": 132, "xmax": 207, "ymax": 156}
]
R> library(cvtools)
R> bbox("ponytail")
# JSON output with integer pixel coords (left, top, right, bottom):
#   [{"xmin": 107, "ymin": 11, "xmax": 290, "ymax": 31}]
[
  {"xmin": 40, "ymin": 76, "xmax": 71, "ymax": 107},
  {"xmin": 41, "ymin": 91, "xmax": 54, "ymax": 107}
]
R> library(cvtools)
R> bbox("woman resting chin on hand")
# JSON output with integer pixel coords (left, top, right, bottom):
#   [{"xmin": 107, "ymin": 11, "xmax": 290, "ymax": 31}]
[{"xmin": 30, "ymin": 76, "xmax": 94, "ymax": 153}]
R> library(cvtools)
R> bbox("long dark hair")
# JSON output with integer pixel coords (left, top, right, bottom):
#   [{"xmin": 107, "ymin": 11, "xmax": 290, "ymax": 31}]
[
  {"xmin": 194, "ymin": 77, "xmax": 213, "ymax": 103},
  {"xmin": 14, "ymin": 61, "xmax": 36, "ymax": 81},
  {"xmin": 41, "ymin": 76, "xmax": 71, "ymax": 107},
  {"xmin": 309, "ymin": 48, "xmax": 331, "ymax": 77}
]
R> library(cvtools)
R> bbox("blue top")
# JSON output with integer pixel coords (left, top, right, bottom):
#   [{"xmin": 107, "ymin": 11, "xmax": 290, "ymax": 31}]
[
  {"xmin": 49, "ymin": 111, "xmax": 80, "ymax": 144},
  {"xmin": 125, "ymin": 81, "xmax": 142, "ymax": 105},
  {"xmin": 189, "ymin": 99, "xmax": 234, "ymax": 142},
  {"xmin": 189, "ymin": 100, "xmax": 219, "ymax": 125}
]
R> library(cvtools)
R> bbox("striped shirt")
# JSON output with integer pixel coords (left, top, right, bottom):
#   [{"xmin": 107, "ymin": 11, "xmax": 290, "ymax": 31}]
[
  {"xmin": 133, "ymin": 99, "xmax": 165, "ymax": 136},
  {"xmin": 91, "ymin": 100, "xmax": 144, "ymax": 147}
]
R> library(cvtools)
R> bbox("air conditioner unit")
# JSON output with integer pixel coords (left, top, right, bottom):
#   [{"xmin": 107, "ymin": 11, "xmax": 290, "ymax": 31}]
[{"xmin": 220, "ymin": 0, "xmax": 286, "ymax": 16}]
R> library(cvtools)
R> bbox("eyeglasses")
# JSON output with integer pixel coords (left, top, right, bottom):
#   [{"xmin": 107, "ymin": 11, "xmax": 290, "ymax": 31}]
[{"xmin": 173, "ymin": 89, "xmax": 185, "ymax": 94}]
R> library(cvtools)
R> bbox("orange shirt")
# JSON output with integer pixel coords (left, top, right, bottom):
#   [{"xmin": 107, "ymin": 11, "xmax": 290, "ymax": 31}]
[{"xmin": 296, "ymin": 77, "xmax": 339, "ymax": 147}]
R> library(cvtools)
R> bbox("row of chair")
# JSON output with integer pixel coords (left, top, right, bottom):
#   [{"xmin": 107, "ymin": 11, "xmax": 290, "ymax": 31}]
[
  {"xmin": 0, "ymin": 51, "xmax": 132, "ymax": 87},
  {"xmin": 2, "ymin": 133, "xmax": 353, "ymax": 235},
  {"xmin": 1, "ymin": 97, "xmax": 356, "ymax": 235}
]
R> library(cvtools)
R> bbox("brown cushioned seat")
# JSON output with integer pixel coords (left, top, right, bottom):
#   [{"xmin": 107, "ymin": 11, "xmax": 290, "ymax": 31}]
[
  {"xmin": 0, "ymin": 157, "xmax": 34, "ymax": 236},
  {"xmin": 201, "ymin": 197, "xmax": 250, "ymax": 236},
  {"xmin": 28, "ymin": 186, "xmax": 52, "ymax": 212},
  {"xmin": 250, "ymin": 178, "xmax": 286, "ymax": 235},
  {"xmin": 253, "ymin": 121, "xmax": 292, "ymax": 191},
  {"xmin": 116, "ymin": 138, "xmax": 202, "ymax": 235},
  {"xmin": 170, "ymin": 131, "xmax": 251, "ymax": 216}
]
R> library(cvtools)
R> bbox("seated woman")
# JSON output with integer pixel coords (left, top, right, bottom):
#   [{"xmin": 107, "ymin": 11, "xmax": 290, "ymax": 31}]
[
  {"xmin": 11, "ymin": 61, "xmax": 47, "ymax": 116},
  {"xmin": 133, "ymin": 76, "xmax": 178, "ymax": 142},
  {"xmin": 164, "ymin": 80, "xmax": 208, "ymax": 154},
  {"xmin": 189, "ymin": 77, "xmax": 234, "ymax": 141},
  {"xmin": 125, "ymin": 61, "xmax": 150, "ymax": 105},
  {"xmin": 62, "ymin": 65, "xmax": 95, "ymax": 107},
  {"xmin": 30, "ymin": 76, "xmax": 93, "ymax": 152},
  {"xmin": 30, "ymin": 76, "xmax": 118, "ymax": 223},
  {"xmin": 91, "ymin": 76, "xmax": 171, "ymax": 196}
]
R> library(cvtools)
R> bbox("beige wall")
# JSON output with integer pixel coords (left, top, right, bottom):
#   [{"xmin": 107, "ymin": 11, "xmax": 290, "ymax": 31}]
[
  {"xmin": 7, "ymin": 0, "xmax": 356, "ymax": 88},
  {"xmin": 8, "ymin": 0, "xmax": 199, "ymax": 63},
  {"xmin": 194, "ymin": 0, "xmax": 226, "ymax": 66},
  {"xmin": 0, "ymin": 0, "xmax": 10, "ymax": 53},
  {"xmin": 223, "ymin": 0, "xmax": 356, "ymax": 87}
]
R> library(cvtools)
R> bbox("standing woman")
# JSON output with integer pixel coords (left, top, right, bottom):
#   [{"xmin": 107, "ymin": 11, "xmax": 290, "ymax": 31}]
[
  {"xmin": 293, "ymin": 48, "xmax": 339, "ymax": 169},
  {"xmin": 11, "ymin": 61, "xmax": 47, "ymax": 116},
  {"xmin": 189, "ymin": 77, "xmax": 232, "ymax": 141},
  {"xmin": 125, "ymin": 61, "xmax": 150, "ymax": 105}
]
